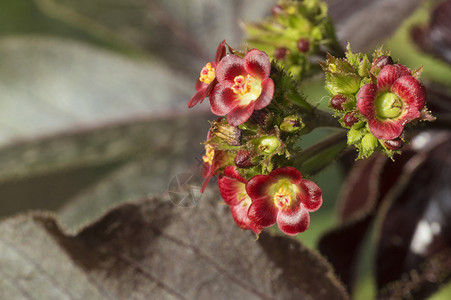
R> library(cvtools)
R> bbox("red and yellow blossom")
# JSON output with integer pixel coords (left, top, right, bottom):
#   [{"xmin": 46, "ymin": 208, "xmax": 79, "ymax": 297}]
[
  {"xmin": 188, "ymin": 40, "xmax": 227, "ymax": 108},
  {"xmin": 218, "ymin": 166, "xmax": 262, "ymax": 234},
  {"xmin": 246, "ymin": 167, "xmax": 322, "ymax": 235},
  {"xmin": 209, "ymin": 49, "xmax": 275, "ymax": 126},
  {"xmin": 201, "ymin": 126, "xmax": 232, "ymax": 193},
  {"xmin": 357, "ymin": 64, "xmax": 426, "ymax": 140},
  {"xmin": 201, "ymin": 143, "xmax": 228, "ymax": 193}
]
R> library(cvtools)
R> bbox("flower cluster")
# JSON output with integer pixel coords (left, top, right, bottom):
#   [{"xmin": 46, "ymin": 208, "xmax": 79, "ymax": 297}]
[
  {"xmin": 322, "ymin": 46, "xmax": 434, "ymax": 158},
  {"xmin": 190, "ymin": 40, "xmax": 324, "ymax": 236},
  {"xmin": 188, "ymin": 10, "xmax": 434, "ymax": 236},
  {"xmin": 245, "ymin": 0, "xmax": 338, "ymax": 80}
]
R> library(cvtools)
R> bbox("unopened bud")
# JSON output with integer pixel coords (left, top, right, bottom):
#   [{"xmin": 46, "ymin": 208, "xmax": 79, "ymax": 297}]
[
  {"xmin": 343, "ymin": 113, "xmax": 359, "ymax": 127},
  {"xmin": 330, "ymin": 95, "xmax": 348, "ymax": 111},
  {"xmin": 275, "ymin": 47, "xmax": 288, "ymax": 60},
  {"xmin": 357, "ymin": 58, "xmax": 370, "ymax": 77},
  {"xmin": 280, "ymin": 116, "xmax": 304, "ymax": 132},
  {"xmin": 371, "ymin": 56, "xmax": 394, "ymax": 75},
  {"xmin": 297, "ymin": 38, "xmax": 310, "ymax": 53},
  {"xmin": 234, "ymin": 149, "xmax": 254, "ymax": 168},
  {"xmin": 382, "ymin": 138, "xmax": 403, "ymax": 150}
]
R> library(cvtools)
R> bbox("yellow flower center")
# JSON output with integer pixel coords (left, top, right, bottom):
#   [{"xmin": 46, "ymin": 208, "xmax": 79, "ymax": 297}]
[
  {"xmin": 231, "ymin": 75, "xmax": 263, "ymax": 105},
  {"xmin": 231, "ymin": 75, "xmax": 252, "ymax": 95},
  {"xmin": 273, "ymin": 188, "xmax": 292, "ymax": 209},
  {"xmin": 199, "ymin": 63, "xmax": 215, "ymax": 84},
  {"xmin": 202, "ymin": 145, "xmax": 215, "ymax": 165}
]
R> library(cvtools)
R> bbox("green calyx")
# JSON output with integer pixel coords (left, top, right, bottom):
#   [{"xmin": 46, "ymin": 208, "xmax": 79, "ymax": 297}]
[
  {"xmin": 245, "ymin": 0, "xmax": 336, "ymax": 80},
  {"xmin": 280, "ymin": 116, "xmax": 304, "ymax": 132},
  {"xmin": 376, "ymin": 92, "xmax": 403, "ymax": 119}
]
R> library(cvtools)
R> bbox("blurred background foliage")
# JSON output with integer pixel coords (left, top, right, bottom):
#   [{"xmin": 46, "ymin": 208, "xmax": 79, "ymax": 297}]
[{"xmin": 0, "ymin": 0, "xmax": 450, "ymax": 299}]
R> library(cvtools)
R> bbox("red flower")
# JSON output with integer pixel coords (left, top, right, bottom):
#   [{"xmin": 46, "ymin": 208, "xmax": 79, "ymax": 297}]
[
  {"xmin": 246, "ymin": 167, "xmax": 322, "ymax": 235},
  {"xmin": 201, "ymin": 143, "xmax": 228, "ymax": 193},
  {"xmin": 218, "ymin": 166, "xmax": 262, "ymax": 234},
  {"xmin": 188, "ymin": 40, "xmax": 227, "ymax": 108},
  {"xmin": 357, "ymin": 64, "xmax": 426, "ymax": 140},
  {"xmin": 209, "ymin": 49, "xmax": 275, "ymax": 126}
]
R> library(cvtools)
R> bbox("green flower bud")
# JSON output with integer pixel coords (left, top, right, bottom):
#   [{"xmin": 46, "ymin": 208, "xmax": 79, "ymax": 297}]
[
  {"xmin": 280, "ymin": 116, "xmax": 304, "ymax": 132},
  {"xmin": 357, "ymin": 57, "xmax": 370, "ymax": 77}
]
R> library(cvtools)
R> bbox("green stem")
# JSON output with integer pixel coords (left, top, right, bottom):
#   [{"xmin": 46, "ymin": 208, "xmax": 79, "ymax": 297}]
[
  {"xmin": 304, "ymin": 108, "xmax": 344, "ymax": 129},
  {"xmin": 292, "ymin": 130, "xmax": 348, "ymax": 175}
]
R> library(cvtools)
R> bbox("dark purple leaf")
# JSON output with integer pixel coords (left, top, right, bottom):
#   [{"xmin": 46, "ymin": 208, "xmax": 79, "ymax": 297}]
[
  {"xmin": 38, "ymin": 0, "xmax": 276, "ymax": 74},
  {"xmin": 319, "ymin": 154, "xmax": 386, "ymax": 291},
  {"xmin": 319, "ymin": 151, "xmax": 415, "ymax": 292},
  {"xmin": 0, "ymin": 108, "xmax": 212, "ymax": 220},
  {"xmin": 0, "ymin": 194, "xmax": 350, "ymax": 300},
  {"xmin": 326, "ymin": 0, "xmax": 422, "ymax": 51},
  {"xmin": 411, "ymin": 0, "xmax": 451, "ymax": 65},
  {"xmin": 376, "ymin": 134, "xmax": 451, "ymax": 299}
]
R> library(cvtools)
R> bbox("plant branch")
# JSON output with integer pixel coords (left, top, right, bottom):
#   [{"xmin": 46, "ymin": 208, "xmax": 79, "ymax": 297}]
[
  {"xmin": 304, "ymin": 108, "xmax": 344, "ymax": 130},
  {"xmin": 292, "ymin": 130, "xmax": 348, "ymax": 175}
]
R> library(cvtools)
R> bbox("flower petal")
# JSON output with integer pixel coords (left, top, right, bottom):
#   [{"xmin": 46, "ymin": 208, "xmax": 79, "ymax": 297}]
[
  {"xmin": 201, "ymin": 150, "xmax": 228, "ymax": 193},
  {"xmin": 357, "ymin": 83, "xmax": 378, "ymax": 118},
  {"xmin": 216, "ymin": 54, "xmax": 246, "ymax": 82},
  {"xmin": 276, "ymin": 206, "xmax": 310, "ymax": 235},
  {"xmin": 254, "ymin": 78, "xmax": 275, "ymax": 110},
  {"xmin": 223, "ymin": 165, "xmax": 246, "ymax": 183},
  {"xmin": 200, "ymin": 163, "xmax": 214, "ymax": 193},
  {"xmin": 229, "ymin": 204, "xmax": 262, "ymax": 234},
  {"xmin": 377, "ymin": 64, "xmax": 411, "ymax": 90},
  {"xmin": 391, "ymin": 75, "xmax": 426, "ymax": 110},
  {"xmin": 298, "ymin": 179, "xmax": 323, "ymax": 212},
  {"xmin": 188, "ymin": 87, "xmax": 207, "ymax": 108},
  {"xmin": 214, "ymin": 40, "xmax": 227, "ymax": 64},
  {"xmin": 368, "ymin": 118, "xmax": 404, "ymax": 140},
  {"xmin": 248, "ymin": 195, "xmax": 277, "ymax": 227},
  {"xmin": 218, "ymin": 175, "xmax": 246, "ymax": 206},
  {"xmin": 227, "ymin": 101, "xmax": 256, "ymax": 126},
  {"xmin": 209, "ymin": 83, "xmax": 239, "ymax": 116},
  {"xmin": 204, "ymin": 78, "xmax": 218, "ymax": 98},
  {"xmin": 195, "ymin": 79, "xmax": 207, "ymax": 91},
  {"xmin": 246, "ymin": 174, "xmax": 278, "ymax": 200},
  {"xmin": 244, "ymin": 49, "xmax": 271, "ymax": 80},
  {"xmin": 269, "ymin": 166, "xmax": 303, "ymax": 185}
]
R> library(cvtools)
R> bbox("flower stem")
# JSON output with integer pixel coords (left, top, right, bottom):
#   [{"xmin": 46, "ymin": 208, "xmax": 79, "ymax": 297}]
[
  {"xmin": 304, "ymin": 108, "xmax": 344, "ymax": 130},
  {"xmin": 292, "ymin": 130, "xmax": 348, "ymax": 175}
]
